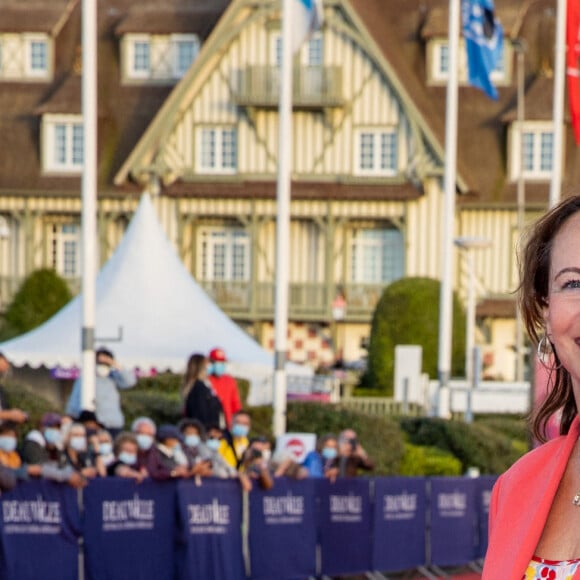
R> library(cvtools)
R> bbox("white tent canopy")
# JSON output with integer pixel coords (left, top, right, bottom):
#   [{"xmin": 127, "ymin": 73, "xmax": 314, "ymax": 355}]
[{"xmin": 0, "ymin": 194, "xmax": 310, "ymax": 404}]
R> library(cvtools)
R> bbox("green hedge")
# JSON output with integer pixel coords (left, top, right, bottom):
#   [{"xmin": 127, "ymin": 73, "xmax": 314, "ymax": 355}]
[
  {"xmin": 399, "ymin": 443, "xmax": 462, "ymax": 476},
  {"xmin": 400, "ymin": 417, "xmax": 526, "ymax": 475}
]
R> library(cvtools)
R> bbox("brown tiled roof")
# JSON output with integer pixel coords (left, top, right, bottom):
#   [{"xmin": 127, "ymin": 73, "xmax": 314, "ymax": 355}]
[{"xmin": 0, "ymin": 1, "xmax": 74, "ymax": 34}]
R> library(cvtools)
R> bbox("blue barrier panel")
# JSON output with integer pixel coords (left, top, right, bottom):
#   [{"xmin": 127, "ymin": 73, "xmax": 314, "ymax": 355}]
[
  {"xmin": 429, "ymin": 477, "xmax": 477, "ymax": 567},
  {"xmin": 83, "ymin": 478, "xmax": 176, "ymax": 580},
  {"xmin": 317, "ymin": 478, "xmax": 373, "ymax": 576},
  {"xmin": 176, "ymin": 477, "xmax": 245, "ymax": 580},
  {"xmin": 372, "ymin": 477, "xmax": 427, "ymax": 572},
  {"xmin": 248, "ymin": 478, "xmax": 317, "ymax": 580},
  {"xmin": 476, "ymin": 475, "xmax": 498, "ymax": 559},
  {"xmin": 0, "ymin": 479, "xmax": 80, "ymax": 580}
]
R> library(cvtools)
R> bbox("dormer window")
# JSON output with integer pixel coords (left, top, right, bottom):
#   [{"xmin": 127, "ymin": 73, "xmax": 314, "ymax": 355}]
[
  {"xmin": 122, "ymin": 33, "xmax": 200, "ymax": 83},
  {"xmin": 0, "ymin": 33, "xmax": 52, "ymax": 81},
  {"xmin": 42, "ymin": 114, "xmax": 84, "ymax": 174},
  {"xmin": 509, "ymin": 121, "xmax": 555, "ymax": 181}
]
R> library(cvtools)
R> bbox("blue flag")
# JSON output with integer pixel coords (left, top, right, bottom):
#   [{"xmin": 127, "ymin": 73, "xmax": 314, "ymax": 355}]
[{"xmin": 461, "ymin": 0, "xmax": 503, "ymax": 99}]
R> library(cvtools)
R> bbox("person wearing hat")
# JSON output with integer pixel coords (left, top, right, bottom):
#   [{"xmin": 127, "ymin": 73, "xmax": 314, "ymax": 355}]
[
  {"xmin": 65, "ymin": 347, "xmax": 136, "ymax": 437},
  {"xmin": 144, "ymin": 424, "xmax": 191, "ymax": 481},
  {"xmin": 20, "ymin": 412, "xmax": 86, "ymax": 488},
  {"xmin": 207, "ymin": 347, "xmax": 241, "ymax": 429}
]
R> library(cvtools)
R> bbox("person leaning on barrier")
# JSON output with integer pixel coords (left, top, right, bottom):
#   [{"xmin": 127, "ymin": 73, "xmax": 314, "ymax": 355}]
[
  {"xmin": 0, "ymin": 421, "xmax": 42, "ymax": 484},
  {"xmin": 239, "ymin": 438, "xmax": 274, "ymax": 491},
  {"xmin": 178, "ymin": 418, "xmax": 213, "ymax": 479},
  {"xmin": 63, "ymin": 422, "xmax": 104, "ymax": 479},
  {"xmin": 330, "ymin": 429, "xmax": 374, "ymax": 478},
  {"xmin": 145, "ymin": 424, "xmax": 191, "ymax": 481},
  {"xmin": 131, "ymin": 416, "xmax": 156, "ymax": 473},
  {"xmin": 106, "ymin": 432, "xmax": 147, "ymax": 483},
  {"xmin": 302, "ymin": 433, "xmax": 339, "ymax": 479},
  {"xmin": 20, "ymin": 413, "xmax": 86, "ymax": 488}
]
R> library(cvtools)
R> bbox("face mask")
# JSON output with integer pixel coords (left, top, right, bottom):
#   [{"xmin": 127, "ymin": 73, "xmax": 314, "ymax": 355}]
[
  {"xmin": 96, "ymin": 364, "xmax": 110, "ymax": 378},
  {"xmin": 118, "ymin": 451, "xmax": 137, "ymax": 465},
  {"xmin": 173, "ymin": 445, "xmax": 188, "ymax": 466},
  {"xmin": 206, "ymin": 438, "xmax": 220, "ymax": 451},
  {"xmin": 136, "ymin": 434, "xmax": 153, "ymax": 451},
  {"xmin": 0, "ymin": 436, "xmax": 16, "ymax": 453},
  {"xmin": 212, "ymin": 362, "xmax": 226, "ymax": 377},
  {"xmin": 99, "ymin": 442, "xmax": 113, "ymax": 456},
  {"xmin": 70, "ymin": 436, "xmax": 87, "ymax": 452},
  {"xmin": 261, "ymin": 449, "xmax": 271, "ymax": 463},
  {"xmin": 44, "ymin": 428, "xmax": 62, "ymax": 446},
  {"xmin": 322, "ymin": 447, "xmax": 338, "ymax": 460},
  {"xmin": 185, "ymin": 434, "xmax": 200, "ymax": 448},
  {"xmin": 206, "ymin": 363, "xmax": 214, "ymax": 375},
  {"xmin": 231, "ymin": 424, "xmax": 249, "ymax": 438}
]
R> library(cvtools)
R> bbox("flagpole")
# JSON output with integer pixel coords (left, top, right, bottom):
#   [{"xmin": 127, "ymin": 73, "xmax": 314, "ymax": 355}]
[
  {"xmin": 80, "ymin": 0, "xmax": 97, "ymax": 410},
  {"xmin": 437, "ymin": 0, "xmax": 460, "ymax": 418},
  {"xmin": 273, "ymin": 0, "xmax": 293, "ymax": 437},
  {"xmin": 549, "ymin": 0, "xmax": 566, "ymax": 208}
]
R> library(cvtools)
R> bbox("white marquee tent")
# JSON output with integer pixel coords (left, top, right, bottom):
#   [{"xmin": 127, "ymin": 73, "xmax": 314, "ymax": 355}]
[{"xmin": 0, "ymin": 194, "xmax": 310, "ymax": 404}]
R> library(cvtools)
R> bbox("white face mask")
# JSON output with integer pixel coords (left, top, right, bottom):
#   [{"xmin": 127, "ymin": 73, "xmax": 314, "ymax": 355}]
[{"xmin": 96, "ymin": 364, "xmax": 110, "ymax": 378}]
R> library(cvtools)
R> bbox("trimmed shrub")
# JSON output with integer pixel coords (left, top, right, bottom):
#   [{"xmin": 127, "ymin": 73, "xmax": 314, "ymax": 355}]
[
  {"xmin": 362, "ymin": 277, "xmax": 466, "ymax": 394},
  {"xmin": 400, "ymin": 417, "xmax": 525, "ymax": 474},
  {"xmin": 286, "ymin": 401, "xmax": 405, "ymax": 475},
  {"xmin": 399, "ymin": 443, "xmax": 462, "ymax": 476},
  {"xmin": 2, "ymin": 269, "xmax": 72, "ymax": 338}
]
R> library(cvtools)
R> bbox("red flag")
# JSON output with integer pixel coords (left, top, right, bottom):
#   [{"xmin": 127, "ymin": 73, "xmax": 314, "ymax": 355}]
[{"xmin": 567, "ymin": 0, "xmax": 580, "ymax": 144}]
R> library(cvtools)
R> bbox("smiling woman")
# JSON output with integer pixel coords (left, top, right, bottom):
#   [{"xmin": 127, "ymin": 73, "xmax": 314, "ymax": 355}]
[{"xmin": 483, "ymin": 195, "xmax": 580, "ymax": 579}]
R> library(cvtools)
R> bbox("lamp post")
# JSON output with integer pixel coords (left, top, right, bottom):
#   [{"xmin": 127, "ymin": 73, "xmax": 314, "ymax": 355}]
[{"xmin": 454, "ymin": 237, "xmax": 492, "ymax": 386}]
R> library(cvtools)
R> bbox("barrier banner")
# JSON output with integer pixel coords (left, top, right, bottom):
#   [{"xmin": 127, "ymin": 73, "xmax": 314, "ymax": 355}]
[
  {"xmin": 83, "ymin": 478, "xmax": 176, "ymax": 580},
  {"xmin": 248, "ymin": 478, "xmax": 316, "ymax": 580},
  {"xmin": 372, "ymin": 477, "xmax": 427, "ymax": 572},
  {"xmin": 429, "ymin": 477, "xmax": 477, "ymax": 567},
  {"xmin": 317, "ymin": 478, "xmax": 372, "ymax": 576},
  {"xmin": 175, "ymin": 477, "xmax": 245, "ymax": 580},
  {"xmin": 476, "ymin": 475, "xmax": 497, "ymax": 559},
  {"xmin": 0, "ymin": 479, "xmax": 80, "ymax": 580}
]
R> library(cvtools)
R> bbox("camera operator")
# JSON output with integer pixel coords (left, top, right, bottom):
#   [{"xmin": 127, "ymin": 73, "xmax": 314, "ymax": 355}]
[
  {"xmin": 239, "ymin": 438, "xmax": 273, "ymax": 490},
  {"xmin": 333, "ymin": 428, "xmax": 374, "ymax": 478}
]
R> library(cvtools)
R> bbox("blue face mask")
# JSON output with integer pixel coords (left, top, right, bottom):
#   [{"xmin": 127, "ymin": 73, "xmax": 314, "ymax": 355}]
[
  {"xmin": 118, "ymin": 451, "xmax": 137, "ymax": 465},
  {"xmin": 44, "ymin": 428, "xmax": 62, "ymax": 446},
  {"xmin": 212, "ymin": 362, "xmax": 226, "ymax": 377},
  {"xmin": 206, "ymin": 363, "xmax": 214, "ymax": 375},
  {"xmin": 231, "ymin": 424, "xmax": 249, "ymax": 439},
  {"xmin": 69, "ymin": 436, "xmax": 87, "ymax": 452},
  {"xmin": 99, "ymin": 442, "xmax": 113, "ymax": 456},
  {"xmin": 185, "ymin": 434, "xmax": 201, "ymax": 448},
  {"xmin": 0, "ymin": 436, "xmax": 16, "ymax": 453},
  {"xmin": 322, "ymin": 447, "xmax": 338, "ymax": 460},
  {"xmin": 136, "ymin": 434, "xmax": 153, "ymax": 451},
  {"xmin": 206, "ymin": 438, "xmax": 220, "ymax": 451}
]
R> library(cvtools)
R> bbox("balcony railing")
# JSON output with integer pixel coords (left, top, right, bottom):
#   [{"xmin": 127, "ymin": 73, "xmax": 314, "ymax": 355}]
[
  {"xmin": 0, "ymin": 276, "xmax": 384, "ymax": 322},
  {"xmin": 233, "ymin": 66, "xmax": 343, "ymax": 109}
]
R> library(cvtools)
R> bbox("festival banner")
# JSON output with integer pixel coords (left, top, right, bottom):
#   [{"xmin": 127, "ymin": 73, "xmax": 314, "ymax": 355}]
[
  {"xmin": 248, "ymin": 478, "xmax": 316, "ymax": 580},
  {"xmin": 372, "ymin": 477, "xmax": 427, "ymax": 572},
  {"xmin": 0, "ymin": 479, "xmax": 81, "ymax": 580},
  {"xmin": 83, "ymin": 478, "xmax": 176, "ymax": 580},
  {"xmin": 429, "ymin": 477, "xmax": 477, "ymax": 567},
  {"xmin": 175, "ymin": 477, "xmax": 245, "ymax": 580},
  {"xmin": 317, "ymin": 478, "xmax": 373, "ymax": 576},
  {"xmin": 475, "ymin": 475, "xmax": 497, "ymax": 559}
]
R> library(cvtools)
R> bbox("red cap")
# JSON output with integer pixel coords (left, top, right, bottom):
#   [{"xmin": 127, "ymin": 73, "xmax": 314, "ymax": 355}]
[{"xmin": 209, "ymin": 348, "xmax": 226, "ymax": 362}]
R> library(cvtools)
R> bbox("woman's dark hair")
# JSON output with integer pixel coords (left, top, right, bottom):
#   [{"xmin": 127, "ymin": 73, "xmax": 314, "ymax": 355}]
[
  {"xmin": 178, "ymin": 418, "xmax": 206, "ymax": 440},
  {"xmin": 316, "ymin": 433, "xmax": 337, "ymax": 452},
  {"xmin": 519, "ymin": 195, "xmax": 580, "ymax": 441},
  {"xmin": 113, "ymin": 432, "xmax": 138, "ymax": 456}
]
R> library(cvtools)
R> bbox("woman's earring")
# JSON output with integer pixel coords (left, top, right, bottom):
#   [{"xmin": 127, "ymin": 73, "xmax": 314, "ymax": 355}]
[{"xmin": 537, "ymin": 334, "xmax": 562, "ymax": 371}]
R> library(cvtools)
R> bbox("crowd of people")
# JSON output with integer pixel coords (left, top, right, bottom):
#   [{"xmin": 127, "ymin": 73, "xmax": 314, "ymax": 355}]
[{"xmin": 0, "ymin": 347, "xmax": 374, "ymax": 493}]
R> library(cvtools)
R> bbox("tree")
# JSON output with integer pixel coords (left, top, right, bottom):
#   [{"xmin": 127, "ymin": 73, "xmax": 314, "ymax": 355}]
[
  {"xmin": 361, "ymin": 277, "xmax": 466, "ymax": 394},
  {"xmin": 2, "ymin": 268, "xmax": 72, "ymax": 338}
]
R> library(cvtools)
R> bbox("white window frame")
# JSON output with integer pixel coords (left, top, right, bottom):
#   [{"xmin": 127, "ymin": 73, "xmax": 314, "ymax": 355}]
[
  {"xmin": 199, "ymin": 227, "xmax": 250, "ymax": 282},
  {"xmin": 126, "ymin": 34, "xmax": 151, "ymax": 79},
  {"xmin": 354, "ymin": 128, "xmax": 398, "ymax": 177},
  {"xmin": 509, "ymin": 121, "xmax": 555, "ymax": 181},
  {"xmin": 430, "ymin": 38, "xmax": 507, "ymax": 85},
  {"xmin": 196, "ymin": 127, "xmax": 238, "ymax": 174},
  {"xmin": 42, "ymin": 114, "xmax": 84, "ymax": 174},
  {"xmin": 350, "ymin": 228, "xmax": 405, "ymax": 284},
  {"xmin": 272, "ymin": 33, "xmax": 282, "ymax": 67},
  {"xmin": 302, "ymin": 32, "xmax": 323, "ymax": 66},
  {"xmin": 24, "ymin": 34, "xmax": 50, "ymax": 79},
  {"xmin": 171, "ymin": 34, "xmax": 200, "ymax": 78},
  {"xmin": 52, "ymin": 223, "xmax": 81, "ymax": 278}
]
